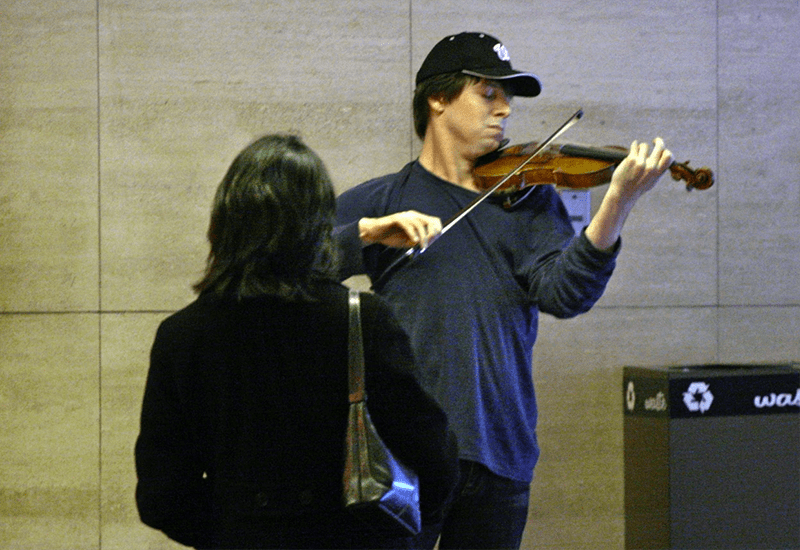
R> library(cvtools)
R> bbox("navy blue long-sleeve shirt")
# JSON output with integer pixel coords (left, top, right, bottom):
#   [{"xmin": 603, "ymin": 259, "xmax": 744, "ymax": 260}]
[{"xmin": 335, "ymin": 161, "xmax": 619, "ymax": 482}]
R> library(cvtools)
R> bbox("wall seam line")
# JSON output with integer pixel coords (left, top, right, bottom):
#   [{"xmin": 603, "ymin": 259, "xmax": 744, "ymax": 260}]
[{"xmin": 95, "ymin": 0, "xmax": 104, "ymax": 547}]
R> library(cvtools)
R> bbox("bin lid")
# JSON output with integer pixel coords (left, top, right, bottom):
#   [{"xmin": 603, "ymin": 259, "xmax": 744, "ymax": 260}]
[{"xmin": 624, "ymin": 363, "xmax": 799, "ymax": 418}]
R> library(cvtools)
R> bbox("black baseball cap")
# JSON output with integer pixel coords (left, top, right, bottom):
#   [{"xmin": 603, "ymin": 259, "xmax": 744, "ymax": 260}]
[{"xmin": 415, "ymin": 32, "xmax": 542, "ymax": 97}]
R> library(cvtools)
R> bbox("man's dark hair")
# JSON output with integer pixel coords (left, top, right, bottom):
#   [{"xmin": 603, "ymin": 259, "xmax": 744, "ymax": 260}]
[{"xmin": 412, "ymin": 73, "xmax": 479, "ymax": 140}]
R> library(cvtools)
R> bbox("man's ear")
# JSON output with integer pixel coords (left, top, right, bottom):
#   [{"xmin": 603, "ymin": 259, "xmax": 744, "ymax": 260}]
[{"xmin": 428, "ymin": 95, "xmax": 446, "ymax": 115}]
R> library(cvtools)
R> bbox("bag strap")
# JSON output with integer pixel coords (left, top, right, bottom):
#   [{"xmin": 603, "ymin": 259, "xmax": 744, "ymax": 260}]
[{"xmin": 348, "ymin": 289, "xmax": 366, "ymax": 404}]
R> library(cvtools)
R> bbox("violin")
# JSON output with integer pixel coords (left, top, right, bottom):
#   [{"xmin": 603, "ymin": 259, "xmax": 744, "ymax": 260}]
[
  {"xmin": 372, "ymin": 109, "xmax": 713, "ymax": 288},
  {"xmin": 474, "ymin": 140, "xmax": 714, "ymax": 209}
]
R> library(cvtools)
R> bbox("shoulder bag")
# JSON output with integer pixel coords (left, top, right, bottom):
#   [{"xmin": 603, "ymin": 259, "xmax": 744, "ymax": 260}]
[{"xmin": 342, "ymin": 289, "xmax": 422, "ymax": 536}]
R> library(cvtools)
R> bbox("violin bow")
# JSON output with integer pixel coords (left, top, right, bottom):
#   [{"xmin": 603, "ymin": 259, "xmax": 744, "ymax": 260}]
[{"xmin": 371, "ymin": 109, "xmax": 584, "ymax": 290}]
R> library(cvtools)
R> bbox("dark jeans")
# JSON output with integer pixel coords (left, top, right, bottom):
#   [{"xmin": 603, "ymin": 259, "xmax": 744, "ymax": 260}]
[{"xmin": 414, "ymin": 460, "xmax": 531, "ymax": 550}]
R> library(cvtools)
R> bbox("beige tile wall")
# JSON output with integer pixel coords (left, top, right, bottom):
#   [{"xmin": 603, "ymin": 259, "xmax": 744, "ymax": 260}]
[{"xmin": 1, "ymin": 0, "xmax": 797, "ymax": 549}]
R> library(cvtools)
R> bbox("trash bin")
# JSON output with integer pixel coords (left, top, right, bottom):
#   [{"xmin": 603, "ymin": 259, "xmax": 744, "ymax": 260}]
[{"xmin": 623, "ymin": 363, "xmax": 800, "ymax": 549}]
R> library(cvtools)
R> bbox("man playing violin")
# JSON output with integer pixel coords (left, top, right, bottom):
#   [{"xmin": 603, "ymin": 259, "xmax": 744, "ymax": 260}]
[{"xmin": 334, "ymin": 32, "xmax": 673, "ymax": 549}]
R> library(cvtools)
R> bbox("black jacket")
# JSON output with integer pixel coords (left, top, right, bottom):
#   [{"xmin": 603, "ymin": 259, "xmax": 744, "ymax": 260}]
[{"xmin": 135, "ymin": 280, "xmax": 458, "ymax": 549}]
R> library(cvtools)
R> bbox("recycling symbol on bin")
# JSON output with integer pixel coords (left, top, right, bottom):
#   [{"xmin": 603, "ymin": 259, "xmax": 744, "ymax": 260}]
[{"xmin": 682, "ymin": 381, "xmax": 714, "ymax": 413}]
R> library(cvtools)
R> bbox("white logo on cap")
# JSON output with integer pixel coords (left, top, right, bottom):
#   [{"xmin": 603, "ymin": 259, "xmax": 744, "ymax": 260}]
[{"xmin": 494, "ymin": 43, "xmax": 510, "ymax": 62}]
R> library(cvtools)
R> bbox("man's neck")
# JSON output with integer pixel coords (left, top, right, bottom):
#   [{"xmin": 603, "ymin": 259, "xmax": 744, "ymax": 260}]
[{"xmin": 418, "ymin": 137, "xmax": 481, "ymax": 192}]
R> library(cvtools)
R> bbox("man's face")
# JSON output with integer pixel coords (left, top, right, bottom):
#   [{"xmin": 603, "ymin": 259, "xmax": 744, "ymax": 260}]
[{"xmin": 439, "ymin": 79, "xmax": 513, "ymax": 159}]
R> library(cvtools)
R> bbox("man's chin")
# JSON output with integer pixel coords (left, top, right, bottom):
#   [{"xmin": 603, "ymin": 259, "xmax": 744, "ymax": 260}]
[{"xmin": 473, "ymin": 140, "xmax": 507, "ymax": 166}]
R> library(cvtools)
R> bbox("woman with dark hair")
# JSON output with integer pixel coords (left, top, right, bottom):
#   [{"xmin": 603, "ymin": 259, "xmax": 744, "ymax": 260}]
[
  {"xmin": 193, "ymin": 134, "xmax": 340, "ymax": 300},
  {"xmin": 135, "ymin": 134, "xmax": 458, "ymax": 549}
]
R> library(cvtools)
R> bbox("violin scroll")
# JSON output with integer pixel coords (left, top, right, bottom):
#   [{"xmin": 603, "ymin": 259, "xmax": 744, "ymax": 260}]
[{"xmin": 669, "ymin": 161, "xmax": 714, "ymax": 191}]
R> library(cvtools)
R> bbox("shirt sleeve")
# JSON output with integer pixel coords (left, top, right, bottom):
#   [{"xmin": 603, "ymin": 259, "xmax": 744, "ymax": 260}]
[
  {"xmin": 515, "ymin": 187, "xmax": 620, "ymax": 318},
  {"xmin": 333, "ymin": 166, "xmax": 413, "ymax": 282},
  {"xmin": 530, "ymin": 228, "xmax": 620, "ymax": 318},
  {"xmin": 135, "ymin": 321, "xmax": 215, "ymax": 547},
  {"xmin": 332, "ymin": 221, "xmax": 366, "ymax": 281}
]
